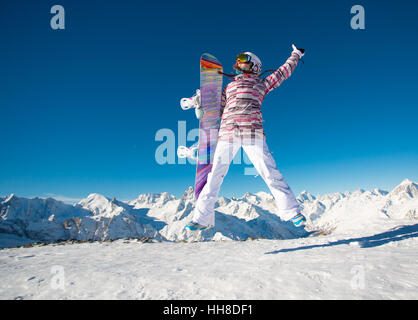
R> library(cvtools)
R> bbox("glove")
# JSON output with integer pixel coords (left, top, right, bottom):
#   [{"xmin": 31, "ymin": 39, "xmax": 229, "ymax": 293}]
[{"xmin": 292, "ymin": 44, "xmax": 305, "ymax": 59}]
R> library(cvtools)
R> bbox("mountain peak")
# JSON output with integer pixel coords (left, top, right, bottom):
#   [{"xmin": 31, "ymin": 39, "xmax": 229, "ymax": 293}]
[
  {"xmin": 400, "ymin": 178, "xmax": 413, "ymax": 185},
  {"xmin": 133, "ymin": 191, "xmax": 176, "ymax": 206},
  {"xmin": 87, "ymin": 193, "xmax": 107, "ymax": 199},
  {"xmin": 242, "ymin": 192, "xmax": 255, "ymax": 198},
  {"xmin": 373, "ymin": 188, "xmax": 388, "ymax": 196},
  {"xmin": 184, "ymin": 186, "xmax": 194, "ymax": 195},
  {"xmin": 390, "ymin": 179, "xmax": 418, "ymax": 198},
  {"xmin": 298, "ymin": 190, "xmax": 316, "ymax": 202},
  {"xmin": 179, "ymin": 186, "xmax": 195, "ymax": 201},
  {"xmin": 255, "ymin": 191, "xmax": 271, "ymax": 197},
  {"xmin": 79, "ymin": 193, "xmax": 112, "ymax": 207},
  {"xmin": 78, "ymin": 193, "xmax": 125, "ymax": 217}
]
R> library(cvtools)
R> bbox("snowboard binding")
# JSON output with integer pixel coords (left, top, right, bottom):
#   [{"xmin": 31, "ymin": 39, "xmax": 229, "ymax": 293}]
[
  {"xmin": 177, "ymin": 145, "xmax": 198, "ymax": 161},
  {"xmin": 180, "ymin": 89, "xmax": 204, "ymax": 119},
  {"xmin": 180, "ymin": 89, "xmax": 201, "ymax": 110}
]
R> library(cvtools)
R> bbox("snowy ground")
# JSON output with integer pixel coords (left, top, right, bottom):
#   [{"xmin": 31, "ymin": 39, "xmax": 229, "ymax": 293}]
[{"xmin": 1, "ymin": 220, "xmax": 417, "ymax": 300}]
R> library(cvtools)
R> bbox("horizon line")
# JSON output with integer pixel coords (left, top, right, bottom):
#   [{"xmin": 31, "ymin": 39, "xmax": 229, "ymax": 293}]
[{"xmin": 1, "ymin": 178, "xmax": 415, "ymax": 205}]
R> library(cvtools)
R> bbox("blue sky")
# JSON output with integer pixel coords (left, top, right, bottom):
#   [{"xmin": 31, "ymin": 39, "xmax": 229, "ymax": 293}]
[{"xmin": 0, "ymin": 0, "xmax": 417, "ymax": 201}]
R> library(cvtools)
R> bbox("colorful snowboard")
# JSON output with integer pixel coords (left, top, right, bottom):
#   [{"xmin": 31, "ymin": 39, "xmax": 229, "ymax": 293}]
[{"xmin": 195, "ymin": 53, "xmax": 223, "ymax": 200}]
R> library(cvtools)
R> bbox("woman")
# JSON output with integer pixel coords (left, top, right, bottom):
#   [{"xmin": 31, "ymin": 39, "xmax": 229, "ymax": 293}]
[{"xmin": 187, "ymin": 45, "xmax": 307, "ymax": 230}]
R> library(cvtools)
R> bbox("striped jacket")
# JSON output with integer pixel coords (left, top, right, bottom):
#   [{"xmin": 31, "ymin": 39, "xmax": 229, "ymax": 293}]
[{"xmin": 218, "ymin": 51, "xmax": 300, "ymax": 142}]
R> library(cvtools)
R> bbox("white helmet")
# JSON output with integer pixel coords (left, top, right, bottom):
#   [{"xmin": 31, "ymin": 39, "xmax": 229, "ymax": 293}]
[
  {"xmin": 244, "ymin": 52, "xmax": 262, "ymax": 74},
  {"xmin": 235, "ymin": 51, "xmax": 262, "ymax": 75}
]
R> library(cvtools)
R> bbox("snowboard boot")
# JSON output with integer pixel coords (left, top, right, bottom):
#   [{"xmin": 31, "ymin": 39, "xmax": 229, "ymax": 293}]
[
  {"xmin": 291, "ymin": 213, "xmax": 307, "ymax": 227},
  {"xmin": 186, "ymin": 221, "xmax": 209, "ymax": 231}
]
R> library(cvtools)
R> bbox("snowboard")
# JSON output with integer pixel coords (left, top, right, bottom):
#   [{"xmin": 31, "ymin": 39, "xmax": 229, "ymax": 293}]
[{"xmin": 195, "ymin": 53, "xmax": 223, "ymax": 200}]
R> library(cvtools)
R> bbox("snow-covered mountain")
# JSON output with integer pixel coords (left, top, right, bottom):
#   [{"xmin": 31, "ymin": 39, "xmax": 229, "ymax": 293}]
[
  {"xmin": 298, "ymin": 179, "xmax": 418, "ymax": 234},
  {"xmin": 0, "ymin": 179, "xmax": 417, "ymax": 248}
]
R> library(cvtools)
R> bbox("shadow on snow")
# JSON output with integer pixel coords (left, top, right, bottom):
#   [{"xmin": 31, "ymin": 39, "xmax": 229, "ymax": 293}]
[{"xmin": 265, "ymin": 223, "xmax": 418, "ymax": 254}]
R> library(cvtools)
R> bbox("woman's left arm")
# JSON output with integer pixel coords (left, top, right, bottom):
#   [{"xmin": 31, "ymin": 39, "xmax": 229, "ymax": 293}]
[{"xmin": 263, "ymin": 44, "xmax": 305, "ymax": 95}]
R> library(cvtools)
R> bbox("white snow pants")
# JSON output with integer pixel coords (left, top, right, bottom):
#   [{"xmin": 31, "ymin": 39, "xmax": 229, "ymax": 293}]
[{"xmin": 192, "ymin": 138, "xmax": 301, "ymax": 227}]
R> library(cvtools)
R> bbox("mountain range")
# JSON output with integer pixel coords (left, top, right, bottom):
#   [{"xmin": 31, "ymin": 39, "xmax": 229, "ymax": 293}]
[{"xmin": 0, "ymin": 179, "xmax": 417, "ymax": 248}]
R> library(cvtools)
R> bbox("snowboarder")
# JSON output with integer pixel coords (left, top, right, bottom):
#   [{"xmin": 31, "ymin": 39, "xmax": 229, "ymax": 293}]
[{"xmin": 187, "ymin": 45, "xmax": 307, "ymax": 231}]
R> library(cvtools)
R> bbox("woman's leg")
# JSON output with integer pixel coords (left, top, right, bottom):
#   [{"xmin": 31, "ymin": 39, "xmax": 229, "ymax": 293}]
[
  {"xmin": 242, "ymin": 139, "xmax": 300, "ymax": 221},
  {"xmin": 192, "ymin": 139, "xmax": 241, "ymax": 227}
]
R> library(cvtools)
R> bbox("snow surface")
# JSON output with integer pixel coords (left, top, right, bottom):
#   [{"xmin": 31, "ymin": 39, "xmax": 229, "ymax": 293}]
[
  {"xmin": 0, "ymin": 179, "xmax": 417, "ymax": 299},
  {"xmin": 0, "ymin": 220, "xmax": 417, "ymax": 299}
]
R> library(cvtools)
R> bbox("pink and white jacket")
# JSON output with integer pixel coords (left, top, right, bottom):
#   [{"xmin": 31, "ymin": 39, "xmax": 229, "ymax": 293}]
[{"xmin": 218, "ymin": 51, "xmax": 300, "ymax": 142}]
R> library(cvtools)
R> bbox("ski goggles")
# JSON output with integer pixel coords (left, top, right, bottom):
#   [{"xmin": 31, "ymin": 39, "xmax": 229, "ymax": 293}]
[{"xmin": 236, "ymin": 53, "xmax": 251, "ymax": 63}]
